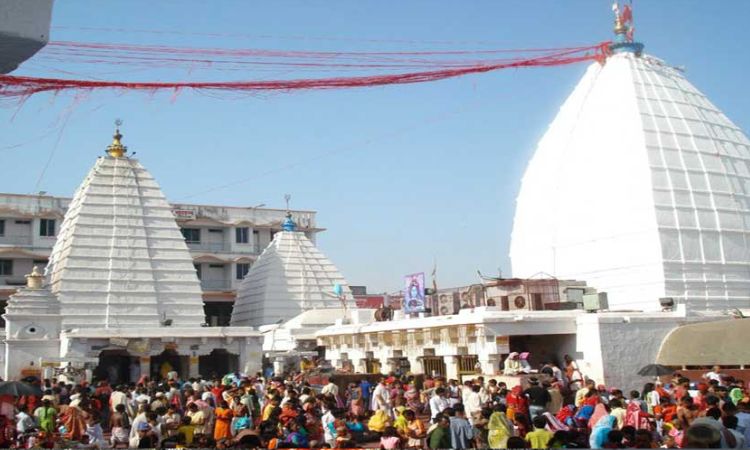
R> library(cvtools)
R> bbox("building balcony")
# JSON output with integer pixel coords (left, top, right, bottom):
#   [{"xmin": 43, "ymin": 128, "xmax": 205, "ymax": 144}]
[
  {"xmin": 0, "ymin": 235, "xmax": 33, "ymax": 246},
  {"xmin": 187, "ymin": 241, "xmax": 230, "ymax": 253},
  {"xmin": 187, "ymin": 241, "xmax": 259, "ymax": 254},
  {"xmin": 0, "ymin": 276, "xmax": 26, "ymax": 287},
  {"xmin": 200, "ymin": 279, "xmax": 233, "ymax": 291}
]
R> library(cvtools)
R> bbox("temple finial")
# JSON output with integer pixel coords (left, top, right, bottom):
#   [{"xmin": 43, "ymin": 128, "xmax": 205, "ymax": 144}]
[
  {"xmin": 612, "ymin": 1, "xmax": 634, "ymax": 42},
  {"xmin": 106, "ymin": 119, "xmax": 127, "ymax": 158},
  {"xmin": 282, "ymin": 194, "xmax": 296, "ymax": 231},
  {"xmin": 25, "ymin": 265, "xmax": 43, "ymax": 289}
]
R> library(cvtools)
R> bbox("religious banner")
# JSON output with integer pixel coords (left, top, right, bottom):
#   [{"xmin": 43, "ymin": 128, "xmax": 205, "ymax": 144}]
[{"xmin": 403, "ymin": 272, "xmax": 426, "ymax": 314}]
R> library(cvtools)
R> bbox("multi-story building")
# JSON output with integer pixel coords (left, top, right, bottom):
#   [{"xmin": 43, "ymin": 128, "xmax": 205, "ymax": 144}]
[{"xmin": 0, "ymin": 193, "xmax": 321, "ymax": 326}]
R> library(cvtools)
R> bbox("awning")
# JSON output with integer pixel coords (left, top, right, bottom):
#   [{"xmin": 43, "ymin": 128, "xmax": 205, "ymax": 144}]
[{"xmin": 656, "ymin": 318, "xmax": 750, "ymax": 366}]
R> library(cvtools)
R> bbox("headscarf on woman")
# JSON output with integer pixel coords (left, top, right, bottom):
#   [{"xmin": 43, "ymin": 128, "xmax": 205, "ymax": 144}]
[
  {"xmin": 574, "ymin": 404, "xmax": 594, "ymax": 428},
  {"xmin": 367, "ymin": 410, "xmax": 389, "ymax": 433},
  {"xmin": 543, "ymin": 412, "xmax": 569, "ymax": 432},
  {"xmin": 62, "ymin": 408, "xmax": 88, "ymax": 441},
  {"xmin": 506, "ymin": 385, "xmax": 528, "ymax": 421},
  {"xmin": 404, "ymin": 383, "xmax": 422, "ymax": 412},
  {"xmin": 487, "ymin": 409, "xmax": 514, "ymax": 449},
  {"xmin": 556, "ymin": 405, "xmax": 576, "ymax": 427},
  {"xmin": 623, "ymin": 401, "xmax": 650, "ymax": 430},
  {"xmin": 392, "ymin": 406, "xmax": 409, "ymax": 437},
  {"xmin": 729, "ymin": 387, "xmax": 744, "ymax": 405},
  {"xmin": 587, "ymin": 403, "xmax": 608, "ymax": 430},
  {"xmin": 589, "ymin": 415, "xmax": 616, "ymax": 449}
]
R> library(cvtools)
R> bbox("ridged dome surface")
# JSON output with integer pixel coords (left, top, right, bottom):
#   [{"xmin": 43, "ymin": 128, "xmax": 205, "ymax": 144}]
[
  {"xmin": 231, "ymin": 230, "xmax": 353, "ymax": 327},
  {"xmin": 510, "ymin": 51, "xmax": 750, "ymax": 313},
  {"xmin": 46, "ymin": 156, "xmax": 206, "ymax": 328}
]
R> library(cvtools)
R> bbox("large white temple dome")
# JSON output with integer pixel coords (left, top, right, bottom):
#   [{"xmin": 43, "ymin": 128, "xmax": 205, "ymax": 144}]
[
  {"xmin": 510, "ymin": 39, "xmax": 750, "ymax": 314},
  {"xmin": 45, "ymin": 127, "xmax": 206, "ymax": 329},
  {"xmin": 231, "ymin": 214, "xmax": 354, "ymax": 327}
]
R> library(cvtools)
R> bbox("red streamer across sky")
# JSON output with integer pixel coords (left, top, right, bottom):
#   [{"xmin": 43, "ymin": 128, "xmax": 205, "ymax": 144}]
[{"xmin": 0, "ymin": 40, "xmax": 610, "ymax": 101}]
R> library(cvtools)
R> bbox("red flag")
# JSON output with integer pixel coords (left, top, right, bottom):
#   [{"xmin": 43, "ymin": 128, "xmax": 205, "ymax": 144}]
[{"xmin": 621, "ymin": 4, "xmax": 633, "ymax": 25}]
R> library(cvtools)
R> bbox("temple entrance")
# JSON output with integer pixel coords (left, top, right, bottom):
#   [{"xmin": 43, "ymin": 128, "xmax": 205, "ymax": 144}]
[
  {"xmin": 95, "ymin": 349, "xmax": 136, "ymax": 384},
  {"xmin": 150, "ymin": 349, "xmax": 189, "ymax": 381},
  {"xmin": 199, "ymin": 349, "xmax": 239, "ymax": 379}
]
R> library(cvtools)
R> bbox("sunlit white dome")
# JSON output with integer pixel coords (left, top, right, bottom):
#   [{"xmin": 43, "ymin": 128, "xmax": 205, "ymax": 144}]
[
  {"xmin": 231, "ymin": 214, "xmax": 353, "ymax": 327},
  {"xmin": 510, "ymin": 42, "xmax": 750, "ymax": 313},
  {"xmin": 45, "ymin": 128, "xmax": 206, "ymax": 328}
]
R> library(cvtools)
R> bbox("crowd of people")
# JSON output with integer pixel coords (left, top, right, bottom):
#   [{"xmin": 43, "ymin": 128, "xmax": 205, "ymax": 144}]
[{"xmin": 0, "ymin": 361, "xmax": 748, "ymax": 449}]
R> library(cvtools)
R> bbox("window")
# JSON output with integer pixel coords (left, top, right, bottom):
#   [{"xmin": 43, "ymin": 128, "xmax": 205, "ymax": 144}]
[
  {"xmin": 14, "ymin": 220, "xmax": 31, "ymax": 225},
  {"xmin": 0, "ymin": 259, "xmax": 12, "ymax": 276},
  {"xmin": 236, "ymin": 263, "xmax": 250, "ymax": 280},
  {"xmin": 208, "ymin": 228, "xmax": 223, "ymax": 233},
  {"xmin": 181, "ymin": 228, "xmax": 201, "ymax": 243},
  {"xmin": 194, "ymin": 264, "xmax": 202, "ymax": 280},
  {"xmin": 0, "ymin": 220, "xmax": 4, "ymax": 236},
  {"xmin": 236, "ymin": 227, "xmax": 249, "ymax": 244},
  {"xmin": 39, "ymin": 219, "xmax": 55, "ymax": 237}
]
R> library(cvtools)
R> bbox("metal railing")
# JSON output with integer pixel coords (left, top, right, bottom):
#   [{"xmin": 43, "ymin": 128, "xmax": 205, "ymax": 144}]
[
  {"xmin": 187, "ymin": 241, "xmax": 259, "ymax": 254},
  {"xmin": 458, "ymin": 355, "xmax": 479, "ymax": 375},
  {"xmin": 0, "ymin": 235, "xmax": 33, "ymax": 246},
  {"xmin": 422, "ymin": 357, "xmax": 446, "ymax": 377},
  {"xmin": 187, "ymin": 241, "xmax": 230, "ymax": 252},
  {"xmin": 199, "ymin": 279, "xmax": 232, "ymax": 291}
]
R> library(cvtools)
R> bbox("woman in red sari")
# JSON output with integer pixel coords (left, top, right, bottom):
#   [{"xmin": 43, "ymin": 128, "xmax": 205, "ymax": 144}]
[{"xmin": 505, "ymin": 385, "xmax": 528, "ymax": 422}]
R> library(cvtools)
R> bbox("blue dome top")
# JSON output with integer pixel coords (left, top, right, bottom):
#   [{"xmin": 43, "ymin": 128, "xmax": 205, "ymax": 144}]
[{"xmin": 282, "ymin": 213, "xmax": 297, "ymax": 231}]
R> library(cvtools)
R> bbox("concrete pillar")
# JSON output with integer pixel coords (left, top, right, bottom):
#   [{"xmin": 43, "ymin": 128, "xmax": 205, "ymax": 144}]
[
  {"xmin": 443, "ymin": 355, "xmax": 459, "ymax": 380},
  {"xmin": 479, "ymin": 356, "xmax": 500, "ymax": 375},
  {"xmin": 273, "ymin": 357, "xmax": 285, "ymax": 376},
  {"xmin": 189, "ymin": 356, "xmax": 200, "ymax": 378},
  {"xmin": 139, "ymin": 356, "xmax": 151, "ymax": 379}
]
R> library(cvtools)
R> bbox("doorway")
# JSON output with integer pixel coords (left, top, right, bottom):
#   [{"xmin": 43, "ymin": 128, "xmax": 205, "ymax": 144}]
[
  {"xmin": 96, "ymin": 349, "xmax": 136, "ymax": 384},
  {"xmin": 199, "ymin": 349, "xmax": 239, "ymax": 379},
  {"xmin": 150, "ymin": 349, "xmax": 188, "ymax": 381}
]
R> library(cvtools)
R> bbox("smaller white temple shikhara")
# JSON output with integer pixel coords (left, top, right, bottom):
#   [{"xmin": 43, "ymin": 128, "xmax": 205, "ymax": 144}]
[
  {"xmin": 231, "ymin": 204, "xmax": 368, "ymax": 374},
  {"xmin": 231, "ymin": 209, "xmax": 355, "ymax": 329},
  {"xmin": 2, "ymin": 125, "xmax": 262, "ymax": 382}
]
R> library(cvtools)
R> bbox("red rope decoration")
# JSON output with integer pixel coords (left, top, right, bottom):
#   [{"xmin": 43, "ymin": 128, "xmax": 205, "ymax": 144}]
[{"xmin": 0, "ymin": 41, "xmax": 610, "ymax": 100}]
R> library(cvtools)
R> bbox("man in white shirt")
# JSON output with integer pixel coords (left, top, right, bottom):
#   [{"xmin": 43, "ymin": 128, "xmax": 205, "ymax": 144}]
[
  {"xmin": 110, "ymin": 385, "xmax": 128, "ymax": 412},
  {"xmin": 429, "ymin": 387, "xmax": 450, "ymax": 421},
  {"xmin": 15, "ymin": 405, "xmax": 35, "ymax": 434},
  {"xmin": 703, "ymin": 365, "xmax": 723, "ymax": 385},
  {"xmin": 321, "ymin": 378, "xmax": 339, "ymax": 397},
  {"xmin": 321, "ymin": 405, "xmax": 336, "ymax": 446},
  {"xmin": 371, "ymin": 378, "xmax": 391, "ymax": 413},
  {"xmin": 464, "ymin": 385, "xmax": 483, "ymax": 425}
]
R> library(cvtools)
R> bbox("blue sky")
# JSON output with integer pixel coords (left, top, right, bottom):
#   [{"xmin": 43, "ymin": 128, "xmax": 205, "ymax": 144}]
[{"xmin": 2, "ymin": 1, "xmax": 749, "ymax": 293}]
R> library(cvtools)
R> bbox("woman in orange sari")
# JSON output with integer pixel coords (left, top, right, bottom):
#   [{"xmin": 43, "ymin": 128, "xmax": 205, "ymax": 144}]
[
  {"xmin": 214, "ymin": 400, "xmax": 234, "ymax": 441},
  {"xmin": 60, "ymin": 403, "xmax": 89, "ymax": 441}
]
